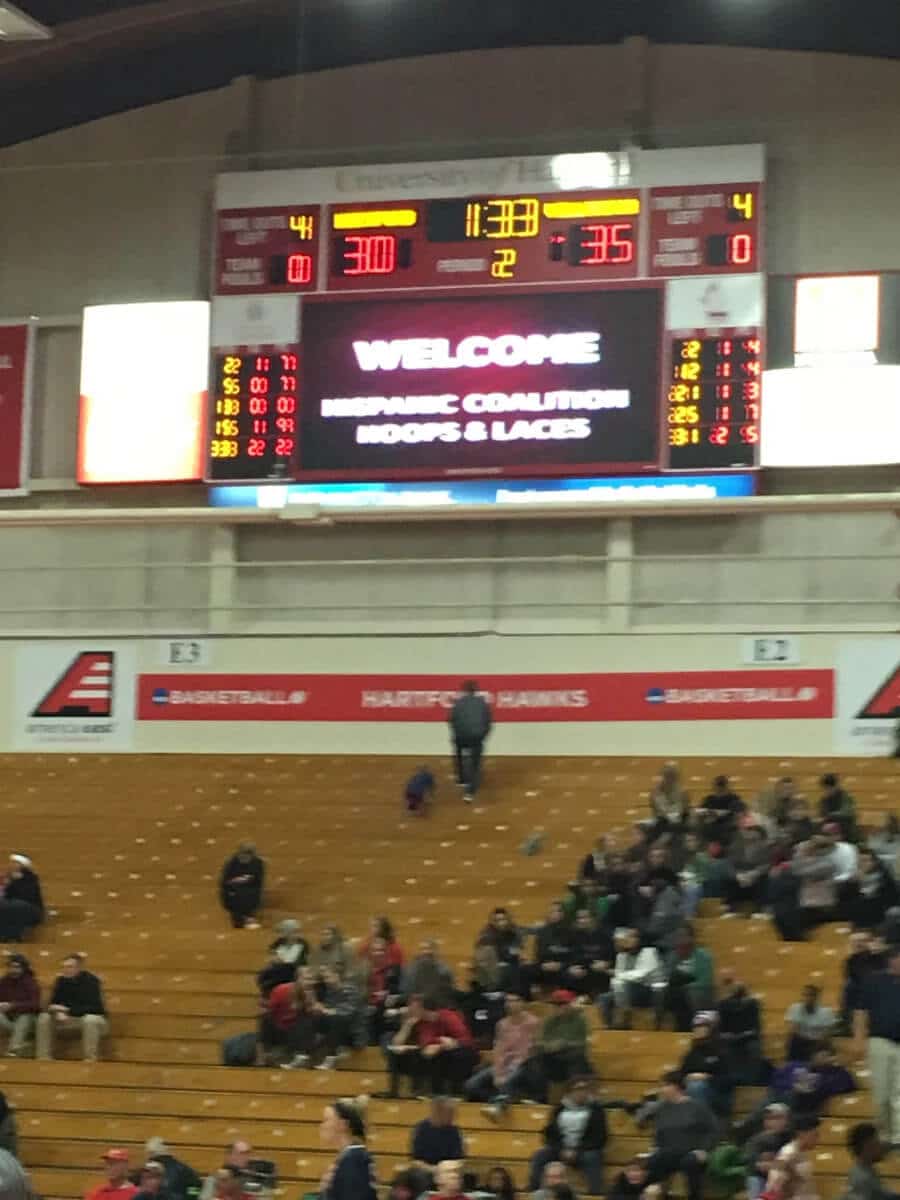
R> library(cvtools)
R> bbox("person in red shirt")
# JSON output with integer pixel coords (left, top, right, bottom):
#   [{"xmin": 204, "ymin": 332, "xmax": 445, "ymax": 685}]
[
  {"xmin": 362, "ymin": 936, "xmax": 403, "ymax": 1044},
  {"xmin": 384, "ymin": 994, "xmax": 478, "ymax": 1097},
  {"xmin": 84, "ymin": 1150, "xmax": 139, "ymax": 1200},
  {"xmin": 260, "ymin": 979, "xmax": 317, "ymax": 1069}
]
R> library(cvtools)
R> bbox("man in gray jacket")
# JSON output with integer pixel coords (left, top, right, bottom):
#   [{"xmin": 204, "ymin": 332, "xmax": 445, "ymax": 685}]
[{"xmin": 449, "ymin": 680, "xmax": 492, "ymax": 803}]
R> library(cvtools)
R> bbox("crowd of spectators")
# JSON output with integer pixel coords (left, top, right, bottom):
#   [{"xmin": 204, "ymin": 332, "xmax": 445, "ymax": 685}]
[
  {"xmin": 6, "ymin": 761, "xmax": 900, "ymax": 1200},
  {"xmin": 193, "ymin": 762, "xmax": 900, "ymax": 1199}
]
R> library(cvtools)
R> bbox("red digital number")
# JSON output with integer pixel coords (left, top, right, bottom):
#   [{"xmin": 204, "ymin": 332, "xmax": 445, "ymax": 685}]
[
  {"xmin": 280, "ymin": 375, "xmax": 297, "ymax": 392},
  {"xmin": 715, "ymin": 362, "xmax": 732, "ymax": 378},
  {"xmin": 579, "ymin": 222, "xmax": 634, "ymax": 265},
  {"xmin": 275, "ymin": 416, "xmax": 296, "ymax": 434},
  {"xmin": 287, "ymin": 253, "xmax": 313, "ymax": 285},
  {"xmin": 252, "ymin": 419, "xmax": 268, "ymax": 434},
  {"xmin": 716, "ymin": 384, "xmax": 733, "ymax": 400},
  {"xmin": 249, "ymin": 375, "xmax": 269, "ymax": 395},
  {"xmin": 716, "ymin": 339, "xmax": 733, "ymax": 357},
  {"xmin": 255, "ymin": 356, "xmax": 271, "ymax": 372},
  {"xmin": 274, "ymin": 438, "xmax": 295, "ymax": 457},
  {"xmin": 708, "ymin": 424, "xmax": 730, "ymax": 445},
  {"xmin": 276, "ymin": 395, "xmax": 296, "ymax": 414},
  {"xmin": 741, "ymin": 360, "xmax": 762, "ymax": 377},
  {"xmin": 281, "ymin": 353, "xmax": 298, "ymax": 371},
  {"xmin": 744, "ymin": 402, "xmax": 760, "ymax": 421},
  {"xmin": 247, "ymin": 438, "xmax": 266, "ymax": 457},
  {"xmin": 740, "ymin": 424, "xmax": 760, "ymax": 444},
  {"xmin": 343, "ymin": 234, "xmax": 397, "ymax": 275},
  {"xmin": 742, "ymin": 338, "xmax": 761, "ymax": 355},
  {"xmin": 727, "ymin": 233, "xmax": 753, "ymax": 265},
  {"xmin": 248, "ymin": 397, "xmax": 268, "ymax": 415},
  {"xmin": 716, "ymin": 405, "xmax": 732, "ymax": 420}
]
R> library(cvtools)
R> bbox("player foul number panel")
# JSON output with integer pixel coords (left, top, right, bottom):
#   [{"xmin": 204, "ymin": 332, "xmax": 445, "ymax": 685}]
[
  {"xmin": 667, "ymin": 335, "xmax": 762, "ymax": 469},
  {"xmin": 209, "ymin": 352, "xmax": 298, "ymax": 480}
]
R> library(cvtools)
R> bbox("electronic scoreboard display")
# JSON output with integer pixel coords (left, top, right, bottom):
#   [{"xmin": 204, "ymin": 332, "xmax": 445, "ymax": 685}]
[{"xmin": 207, "ymin": 146, "xmax": 765, "ymax": 482}]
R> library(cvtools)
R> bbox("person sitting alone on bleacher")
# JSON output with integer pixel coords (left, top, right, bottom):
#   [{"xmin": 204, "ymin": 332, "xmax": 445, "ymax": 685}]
[
  {"xmin": 785, "ymin": 983, "xmax": 835, "ymax": 1062},
  {"xmin": 0, "ymin": 953, "xmax": 40, "ymax": 1057},
  {"xmin": 256, "ymin": 919, "xmax": 308, "ymax": 996},
  {"xmin": 0, "ymin": 856, "xmax": 44, "ymax": 943},
  {"xmin": 85, "ymin": 1150, "xmax": 138, "ymax": 1200},
  {"xmin": 198, "ymin": 1142, "xmax": 252, "ymax": 1200},
  {"xmin": 260, "ymin": 976, "xmax": 317, "ymax": 1069},
  {"xmin": 527, "ymin": 1076, "xmax": 606, "ymax": 1196},
  {"xmin": 467, "ymin": 991, "xmax": 540, "ymax": 1115},
  {"xmin": 641, "ymin": 1070, "xmax": 718, "ymax": 1200},
  {"xmin": 219, "ymin": 843, "xmax": 264, "ymax": 930},
  {"xmin": 531, "ymin": 902, "xmax": 573, "ymax": 995},
  {"xmin": 410, "ymin": 1096, "xmax": 466, "ymax": 1169},
  {"xmin": 36, "ymin": 953, "xmax": 108, "ymax": 1061},
  {"xmin": 318, "ymin": 1097, "xmax": 378, "ymax": 1200},
  {"xmin": 661, "ymin": 925, "xmax": 714, "ymax": 1031},
  {"xmin": 565, "ymin": 909, "xmax": 614, "ymax": 1003},
  {"xmin": 601, "ymin": 929, "xmax": 664, "ymax": 1029}
]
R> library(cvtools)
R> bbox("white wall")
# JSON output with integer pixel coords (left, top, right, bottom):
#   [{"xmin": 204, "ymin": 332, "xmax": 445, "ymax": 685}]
[{"xmin": 0, "ymin": 630, "xmax": 845, "ymax": 757}]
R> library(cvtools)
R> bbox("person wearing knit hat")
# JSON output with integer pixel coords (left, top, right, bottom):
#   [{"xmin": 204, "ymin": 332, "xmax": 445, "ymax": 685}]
[{"xmin": 0, "ymin": 857, "xmax": 43, "ymax": 943}]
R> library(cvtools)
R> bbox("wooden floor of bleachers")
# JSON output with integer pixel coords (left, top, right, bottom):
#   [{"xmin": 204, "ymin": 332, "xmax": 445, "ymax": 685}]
[{"xmin": 0, "ymin": 753, "xmax": 898, "ymax": 1200}]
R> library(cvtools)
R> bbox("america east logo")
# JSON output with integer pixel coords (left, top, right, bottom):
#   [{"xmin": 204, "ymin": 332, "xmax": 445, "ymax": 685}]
[
  {"xmin": 856, "ymin": 662, "xmax": 900, "ymax": 720},
  {"xmin": 30, "ymin": 651, "xmax": 114, "ymax": 719}
]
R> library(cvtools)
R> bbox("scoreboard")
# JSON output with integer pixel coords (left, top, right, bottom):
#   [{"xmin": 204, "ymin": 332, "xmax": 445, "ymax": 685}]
[{"xmin": 208, "ymin": 145, "xmax": 765, "ymax": 482}]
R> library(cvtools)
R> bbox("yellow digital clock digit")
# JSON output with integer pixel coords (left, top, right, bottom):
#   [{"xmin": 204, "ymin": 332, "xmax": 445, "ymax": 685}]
[{"xmin": 466, "ymin": 198, "xmax": 540, "ymax": 239}]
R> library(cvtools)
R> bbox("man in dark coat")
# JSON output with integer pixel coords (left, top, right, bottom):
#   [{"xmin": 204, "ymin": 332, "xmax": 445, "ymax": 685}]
[{"xmin": 448, "ymin": 680, "xmax": 492, "ymax": 804}]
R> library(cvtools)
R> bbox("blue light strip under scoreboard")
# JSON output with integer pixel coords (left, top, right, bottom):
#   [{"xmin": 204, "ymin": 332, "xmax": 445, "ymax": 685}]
[{"xmin": 209, "ymin": 473, "xmax": 756, "ymax": 512}]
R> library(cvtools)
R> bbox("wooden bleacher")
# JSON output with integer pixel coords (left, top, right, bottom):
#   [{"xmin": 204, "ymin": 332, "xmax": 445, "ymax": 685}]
[{"xmin": 0, "ymin": 753, "xmax": 897, "ymax": 1200}]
